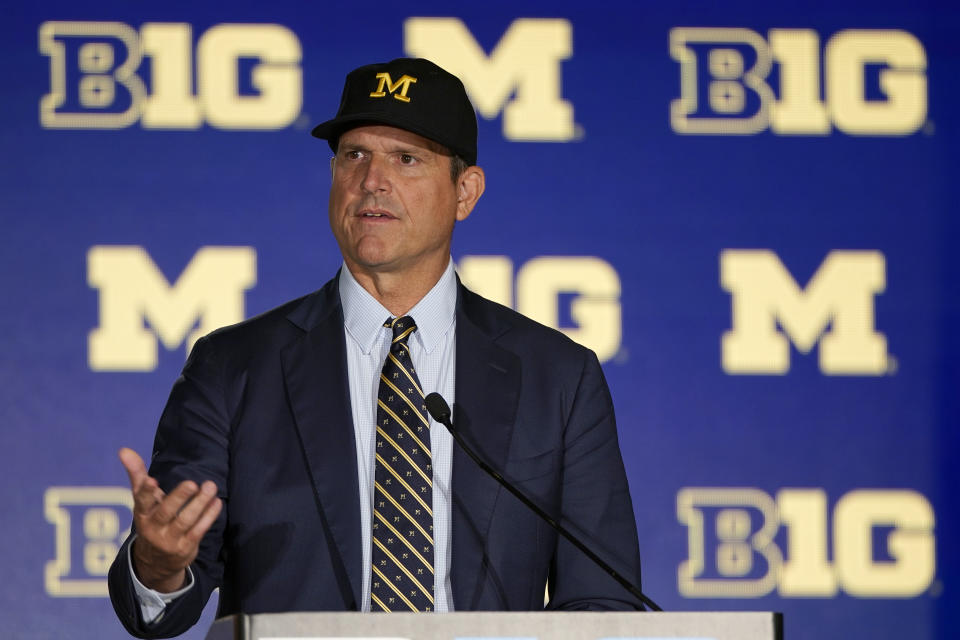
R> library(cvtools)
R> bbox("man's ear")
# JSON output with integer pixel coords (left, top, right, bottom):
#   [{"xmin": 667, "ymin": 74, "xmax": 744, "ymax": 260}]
[{"xmin": 455, "ymin": 166, "xmax": 485, "ymax": 222}]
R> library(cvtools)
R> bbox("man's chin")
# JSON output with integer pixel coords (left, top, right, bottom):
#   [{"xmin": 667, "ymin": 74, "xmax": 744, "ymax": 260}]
[{"xmin": 343, "ymin": 252, "xmax": 400, "ymax": 280}]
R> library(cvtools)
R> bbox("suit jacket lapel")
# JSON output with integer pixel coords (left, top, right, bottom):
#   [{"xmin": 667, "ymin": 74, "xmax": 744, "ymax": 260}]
[
  {"xmin": 281, "ymin": 279, "xmax": 363, "ymax": 609},
  {"xmin": 450, "ymin": 284, "xmax": 521, "ymax": 609}
]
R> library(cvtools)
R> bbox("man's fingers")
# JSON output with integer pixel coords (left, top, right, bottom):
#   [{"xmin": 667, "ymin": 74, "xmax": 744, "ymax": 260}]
[
  {"xmin": 150, "ymin": 480, "xmax": 202, "ymax": 525},
  {"xmin": 186, "ymin": 492, "xmax": 223, "ymax": 544},
  {"xmin": 169, "ymin": 481, "xmax": 219, "ymax": 532}
]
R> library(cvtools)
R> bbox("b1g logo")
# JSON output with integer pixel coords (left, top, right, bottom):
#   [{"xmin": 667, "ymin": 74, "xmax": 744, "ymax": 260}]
[
  {"xmin": 670, "ymin": 28, "xmax": 927, "ymax": 135},
  {"xmin": 677, "ymin": 488, "xmax": 936, "ymax": 598},
  {"xmin": 45, "ymin": 487, "xmax": 132, "ymax": 596},
  {"xmin": 458, "ymin": 255, "xmax": 621, "ymax": 363},
  {"xmin": 39, "ymin": 21, "xmax": 302, "ymax": 129}
]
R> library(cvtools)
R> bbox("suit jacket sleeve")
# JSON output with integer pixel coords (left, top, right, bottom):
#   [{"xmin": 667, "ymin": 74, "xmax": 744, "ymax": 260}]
[
  {"xmin": 546, "ymin": 349, "xmax": 643, "ymax": 610},
  {"xmin": 108, "ymin": 335, "xmax": 230, "ymax": 638}
]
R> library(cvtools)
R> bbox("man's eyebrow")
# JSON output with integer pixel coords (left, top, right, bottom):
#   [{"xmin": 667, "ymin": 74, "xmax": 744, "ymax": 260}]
[
  {"xmin": 338, "ymin": 140, "xmax": 444, "ymax": 157},
  {"xmin": 389, "ymin": 143, "xmax": 449, "ymax": 158}
]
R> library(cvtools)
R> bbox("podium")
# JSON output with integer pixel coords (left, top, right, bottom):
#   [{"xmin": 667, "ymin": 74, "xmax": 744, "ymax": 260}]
[{"xmin": 205, "ymin": 612, "xmax": 783, "ymax": 640}]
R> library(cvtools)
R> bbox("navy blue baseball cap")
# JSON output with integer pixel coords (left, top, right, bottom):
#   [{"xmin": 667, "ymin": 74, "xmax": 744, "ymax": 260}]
[{"xmin": 311, "ymin": 58, "xmax": 478, "ymax": 166}]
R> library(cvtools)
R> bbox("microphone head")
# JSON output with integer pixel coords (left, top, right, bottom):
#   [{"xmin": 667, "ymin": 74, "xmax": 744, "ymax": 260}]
[{"xmin": 425, "ymin": 392, "xmax": 451, "ymax": 424}]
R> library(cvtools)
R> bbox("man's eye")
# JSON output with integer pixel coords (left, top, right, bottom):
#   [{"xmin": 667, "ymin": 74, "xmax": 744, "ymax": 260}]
[
  {"xmin": 399, "ymin": 154, "xmax": 416, "ymax": 165},
  {"xmin": 342, "ymin": 150, "xmax": 363, "ymax": 160}
]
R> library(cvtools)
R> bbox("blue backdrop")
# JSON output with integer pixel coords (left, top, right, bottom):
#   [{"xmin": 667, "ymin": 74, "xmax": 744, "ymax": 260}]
[{"xmin": 2, "ymin": 1, "xmax": 957, "ymax": 638}]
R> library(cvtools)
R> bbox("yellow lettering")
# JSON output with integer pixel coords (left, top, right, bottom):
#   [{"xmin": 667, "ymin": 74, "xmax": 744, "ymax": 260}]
[
  {"xmin": 826, "ymin": 30, "xmax": 927, "ymax": 135},
  {"xmin": 197, "ymin": 24, "xmax": 302, "ymax": 129},
  {"xmin": 44, "ymin": 487, "xmax": 132, "ymax": 596},
  {"xmin": 87, "ymin": 246, "xmax": 256, "ymax": 371},
  {"xmin": 671, "ymin": 27, "xmax": 927, "ymax": 136},
  {"xmin": 769, "ymin": 29, "xmax": 830, "ymax": 134},
  {"xmin": 369, "ymin": 72, "xmax": 418, "ymax": 102},
  {"xmin": 834, "ymin": 489, "xmax": 935, "ymax": 596},
  {"xmin": 140, "ymin": 23, "xmax": 202, "ymax": 128},
  {"xmin": 670, "ymin": 27, "xmax": 773, "ymax": 134},
  {"xmin": 721, "ymin": 250, "xmax": 888, "ymax": 375},
  {"xmin": 677, "ymin": 487, "xmax": 782, "ymax": 597},
  {"xmin": 777, "ymin": 488, "xmax": 838, "ymax": 596},
  {"xmin": 516, "ymin": 256, "xmax": 621, "ymax": 362},
  {"xmin": 39, "ymin": 21, "xmax": 146, "ymax": 129},
  {"xmin": 405, "ymin": 18, "xmax": 574, "ymax": 140},
  {"xmin": 457, "ymin": 255, "xmax": 513, "ymax": 307}
]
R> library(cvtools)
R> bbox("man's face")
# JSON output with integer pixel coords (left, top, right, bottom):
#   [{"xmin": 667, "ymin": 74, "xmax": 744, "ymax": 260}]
[{"xmin": 329, "ymin": 125, "xmax": 470, "ymax": 280}]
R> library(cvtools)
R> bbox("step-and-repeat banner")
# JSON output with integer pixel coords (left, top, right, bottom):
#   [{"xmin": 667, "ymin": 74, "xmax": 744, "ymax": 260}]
[{"xmin": 2, "ymin": 1, "xmax": 957, "ymax": 638}]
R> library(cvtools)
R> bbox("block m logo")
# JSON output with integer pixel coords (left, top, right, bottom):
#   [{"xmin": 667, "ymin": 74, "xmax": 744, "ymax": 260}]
[
  {"xmin": 404, "ymin": 17, "xmax": 575, "ymax": 141},
  {"xmin": 369, "ymin": 72, "xmax": 417, "ymax": 102},
  {"xmin": 88, "ymin": 246, "xmax": 256, "ymax": 371},
  {"xmin": 721, "ymin": 250, "xmax": 888, "ymax": 375}
]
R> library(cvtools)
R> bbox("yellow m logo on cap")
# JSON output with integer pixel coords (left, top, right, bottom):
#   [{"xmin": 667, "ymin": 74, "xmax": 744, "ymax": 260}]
[{"xmin": 370, "ymin": 72, "xmax": 418, "ymax": 102}]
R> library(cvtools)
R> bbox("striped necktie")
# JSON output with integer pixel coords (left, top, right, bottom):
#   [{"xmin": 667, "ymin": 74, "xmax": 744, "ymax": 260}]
[{"xmin": 371, "ymin": 316, "xmax": 434, "ymax": 611}]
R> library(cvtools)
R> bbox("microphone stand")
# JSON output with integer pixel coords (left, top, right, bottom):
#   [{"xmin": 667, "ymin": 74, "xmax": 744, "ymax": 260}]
[{"xmin": 424, "ymin": 392, "xmax": 661, "ymax": 612}]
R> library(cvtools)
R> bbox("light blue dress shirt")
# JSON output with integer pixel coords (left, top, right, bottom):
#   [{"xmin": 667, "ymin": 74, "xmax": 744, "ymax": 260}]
[
  {"xmin": 339, "ymin": 260, "xmax": 457, "ymax": 612},
  {"xmin": 132, "ymin": 260, "xmax": 458, "ymax": 619}
]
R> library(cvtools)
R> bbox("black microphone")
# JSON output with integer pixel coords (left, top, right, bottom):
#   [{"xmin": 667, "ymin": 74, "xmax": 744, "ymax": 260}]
[{"xmin": 424, "ymin": 392, "xmax": 661, "ymax": 612}]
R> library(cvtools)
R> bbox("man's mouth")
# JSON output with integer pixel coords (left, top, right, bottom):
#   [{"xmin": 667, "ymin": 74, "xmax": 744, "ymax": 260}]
[{"xmin": 358, "ymin": 208, "xmax": 395, "ymax": 219}]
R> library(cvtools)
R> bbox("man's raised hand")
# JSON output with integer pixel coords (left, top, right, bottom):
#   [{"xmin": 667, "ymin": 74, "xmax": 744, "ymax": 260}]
[{"xmin": 119, "ymin": 448, "xmax": 222, "ymax": 593}]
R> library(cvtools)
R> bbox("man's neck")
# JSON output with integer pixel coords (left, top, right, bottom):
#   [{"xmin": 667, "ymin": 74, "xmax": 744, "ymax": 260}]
[{"xmin": 346, "ymin": 258, "xmax": 450, "ymax": 317}]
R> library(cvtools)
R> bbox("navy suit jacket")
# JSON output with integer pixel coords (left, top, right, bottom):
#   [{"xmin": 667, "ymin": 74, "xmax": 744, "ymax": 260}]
[{"xmin": 109, "ymin": 277, "xmax": 643, "ymax": 638}]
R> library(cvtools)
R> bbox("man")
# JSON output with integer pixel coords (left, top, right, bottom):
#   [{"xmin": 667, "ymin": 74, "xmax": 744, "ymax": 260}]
[{"xmin": 108, "ymin": 58, "xmax": 644, "ymax": 638}]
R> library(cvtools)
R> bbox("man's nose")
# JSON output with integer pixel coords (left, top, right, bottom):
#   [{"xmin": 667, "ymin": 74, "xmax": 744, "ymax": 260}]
[{"xmin": 361, "ymin": 155, "xmax": 390, "ymax": 193}]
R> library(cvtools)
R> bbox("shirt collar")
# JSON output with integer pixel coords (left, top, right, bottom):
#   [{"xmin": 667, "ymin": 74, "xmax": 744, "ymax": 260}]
[{"xmin": 339, "ymin": 259, "xmax": 457, "ymax": 355}]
